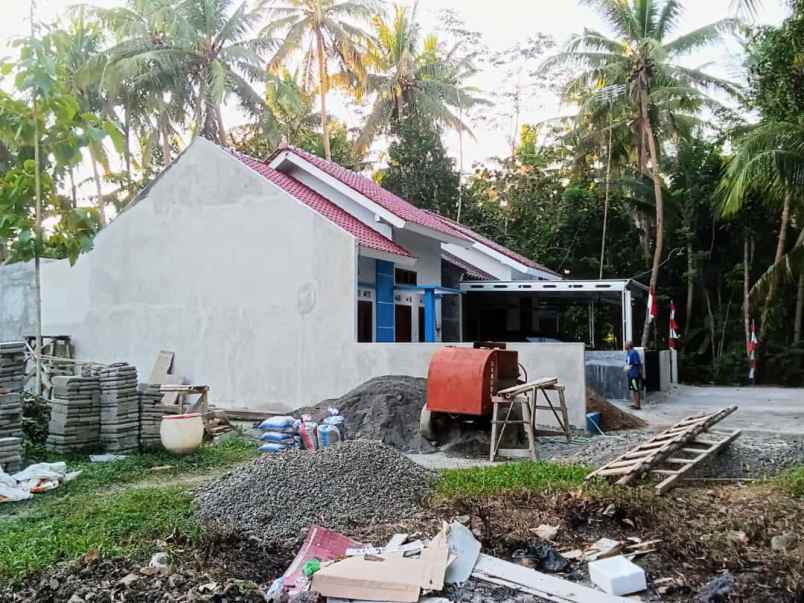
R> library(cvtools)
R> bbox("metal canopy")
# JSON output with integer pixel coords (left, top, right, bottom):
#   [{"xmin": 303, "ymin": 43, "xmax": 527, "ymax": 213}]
[
  {"xmin": 459, "ymin": 279, "xmax": 647, "ymax": 346},
  {"xmin": 459, "ymin": 279, "xmax": 647, "ymax": 294}
]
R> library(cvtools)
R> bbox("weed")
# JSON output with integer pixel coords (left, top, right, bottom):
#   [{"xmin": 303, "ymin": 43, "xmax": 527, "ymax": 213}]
[
  {"xmin": 435, "ymin": 460, "xmax": 589, "ymax": 499},
  {"xmin": 0, "ymin": 485, "xmax": 198, "ymax": 582},
  {"xmin": 778, "ymin": 465, "xmax": 804, "ymax": 498}
]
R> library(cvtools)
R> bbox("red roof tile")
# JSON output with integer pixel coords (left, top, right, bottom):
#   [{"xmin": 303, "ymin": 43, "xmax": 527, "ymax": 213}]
[
  {"xmin": 232, "ymin": 150, "xmax": 413, "ymax": 259},
  {"xmin": 274, "ymin": 146, "xmax": 470, "ymax": 241},
  {"xmin": 428, "ymin": 212, "xmax": 560, "ymax": 278}
]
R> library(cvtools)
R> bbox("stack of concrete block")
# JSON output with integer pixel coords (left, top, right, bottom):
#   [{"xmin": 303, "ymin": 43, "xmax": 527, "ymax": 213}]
[
  {"xmin": 97, "ymin": 363, "xmax": 140, "ymax": 453},
  {"xmin": 0, "ymin": 342, "xmax": 26, "ymax": 440},
  {"xmin": 0, "ymin": 342, "xmax": 27, "ymax": 472},
  {"xmin": 46, "ymin": 375, "xmax": 101, "ymax": 453},
  {"xmin": 138, "ymin": 383, "xmax": 163, "ymax": 449}
]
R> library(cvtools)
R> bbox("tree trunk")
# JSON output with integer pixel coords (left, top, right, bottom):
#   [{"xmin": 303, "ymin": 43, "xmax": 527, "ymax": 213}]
[
  {"xmin": 315, "ymin": 29, "xmax": 332, "ymax": 160},
  {"xmin": 32, "ymin": 82, "xmax": 43, "ymax": 397},
  {"xmin": 639, "ymin": 85, "xmax": 664, "ymax": 349},
  {"xmin": 758, "ymin": 190, "xmax": 791, "ymax": 343},
  {"xmin": 90, "ymin": 155, "xmax": 106, "ymax": 226},
  {"xmin": 743, "ymin": 234, "xmax": 751, "ymax": 359},
  {"xmin": 196, "ymin": 66, "xmax": 208, "ymax": 138},
  {"xmin": 215, "ymin": 104, "xmax": 227, "ymax": 146},
  {"xmin": 794, "ymin": 272, "xmax": 804, "ymax": 344},
  {"xmin": 599, "ymin": 115, "xmax": 613, "ymax": 279},
  {"xmin": 123, "ymin": 105, "xmax": 132, "ymax": 196},
  {"xmin": 684, "ymin": 241, "xmax": 694, "ymax": 337},
  {"xmin": 161, "ymin": 115, "xmax": 172, "ymax": 165},
  {"xmin": 69, "ymin": 168, "xmax": 77, "ymax": 209}
]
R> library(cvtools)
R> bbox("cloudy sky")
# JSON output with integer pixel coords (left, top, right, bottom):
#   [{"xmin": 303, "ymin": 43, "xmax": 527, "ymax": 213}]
[{"xmin": 0, "ymin": 0, "xmax": 792, "ymax": 190}]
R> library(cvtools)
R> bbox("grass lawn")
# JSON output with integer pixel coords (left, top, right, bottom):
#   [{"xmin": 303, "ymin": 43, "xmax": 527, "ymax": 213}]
[
  {"xmin": 0, "ymin": 435, "xmax": 259, "ymax": 583},
  {"xmin": 435, "ymin": 460, "xmax": 589, "ymax": 499}
]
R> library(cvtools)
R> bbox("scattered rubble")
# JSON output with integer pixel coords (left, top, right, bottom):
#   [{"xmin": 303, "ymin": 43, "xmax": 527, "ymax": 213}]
[{"xmin": 194, "ymin": 440, "xmax": 435, "ymax": 545}]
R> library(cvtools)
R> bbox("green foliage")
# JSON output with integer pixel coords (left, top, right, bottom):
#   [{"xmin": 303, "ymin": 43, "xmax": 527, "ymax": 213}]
[
  {"xmin": 777, "ymin": 465, "xmax": 804, "ymax": 498},
  {"xmin": 435, "ymin": 461, "xmax": 588, "ymax": 499},
  {"xmin": 0, "ymin": 486, "xmax": 198, "ymax": 582},
  {"xmin": 379, "ymin": 113, "xmax": 460, "ymax": 216}
]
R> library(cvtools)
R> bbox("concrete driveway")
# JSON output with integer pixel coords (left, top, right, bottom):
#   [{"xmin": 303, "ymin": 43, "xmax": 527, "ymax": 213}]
[{"xmin": 617, "ymin": 384, "xmax": 804, "ymax": 434}]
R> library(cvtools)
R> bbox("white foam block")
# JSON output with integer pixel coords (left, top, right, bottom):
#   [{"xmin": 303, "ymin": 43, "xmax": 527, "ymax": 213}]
[{"xmin": 588, "ymin": 555, "xmax": 647, "ymax": 596}]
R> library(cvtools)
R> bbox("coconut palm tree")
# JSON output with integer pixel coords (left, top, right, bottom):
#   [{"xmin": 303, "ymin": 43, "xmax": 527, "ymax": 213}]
[
  {"xmin": 98, "ymin": 0, "xmax": 276, "ymax": 145},
  {"xmin": 544, "ymin": 0, "xmax": 739, "ymax": 347},
  {"xmin": 263, "ymin": 0, "xmax": 381, "ymax": 160},
  {"xmin": 353, "ymin": 3, "xmax": 484, "ymax": 155},
  {"xmin": 721, "ymin": 119, "xmax": 804, "ymax": 344}
]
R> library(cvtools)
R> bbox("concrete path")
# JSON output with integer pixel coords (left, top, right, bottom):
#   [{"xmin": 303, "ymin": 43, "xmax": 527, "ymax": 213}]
[{"xmin": 615, "ymin": 384, "xmax": 804, "ymax": 435}]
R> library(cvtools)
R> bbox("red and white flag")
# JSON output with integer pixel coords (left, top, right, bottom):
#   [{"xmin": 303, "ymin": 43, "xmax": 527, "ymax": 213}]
[
  {"xmin": 669, "ymin": 300, "xmax": 679, "ymax": 349},
  {"xmin": 646, "ymin": 287, "xmax": 657, "ymax": 323},
  {"xmin": 748, "ymin": 320, "xmax": 758, "ymax": 382}
]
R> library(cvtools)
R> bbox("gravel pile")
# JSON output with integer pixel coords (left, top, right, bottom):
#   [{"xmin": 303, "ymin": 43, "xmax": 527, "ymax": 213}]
[
  {"xmin": 194, "ymin": 440, "xmax": 435, "ymax": 544},
  {"xmin": 693, "ymin": 433, "xmax": 804, "ymax": 478},
  {"xmin": 298, "ymin": 376, "xmax": 436, "ymax": 453}
]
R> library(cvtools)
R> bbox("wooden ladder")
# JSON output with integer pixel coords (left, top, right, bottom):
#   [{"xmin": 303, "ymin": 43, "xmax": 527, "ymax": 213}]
[{"xmin": 586, "ymin": 406, "xmax": 740, "ymax": 495}]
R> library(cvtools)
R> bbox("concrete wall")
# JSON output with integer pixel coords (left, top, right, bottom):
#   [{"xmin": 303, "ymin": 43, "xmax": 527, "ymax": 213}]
[
  {"xmin": 315, "ymin": 342, "xmax": 587, "ymax": 428},
  {"xmin": 0, "ymin": 261, "xmax": 36, "ymax": 341},
  {"xmin": 25, "ymin": 138, "xmax": 359, "ymax": 406},
  {"xmin": 586, "ymin": 350, "xmax": 629, "ymax": 400}
]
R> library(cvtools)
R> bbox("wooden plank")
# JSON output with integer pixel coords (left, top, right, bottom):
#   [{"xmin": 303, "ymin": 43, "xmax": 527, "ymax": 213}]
[
  {"xmin": 497, "ymin": 377, "xmax": 558, "ymax": 396},
  {"xmin": 655, "ymin": 429, "xmax": 742, "ymax": 495},
  {"xmin": 473, "ymin": 554, "xmax": 630, "ymax": 603},
  {"xmin": 666, "ymin": 456, "xmax": 701, "ymax": 464},
  {"xmin": 650, "ymin": 469, "xmax": 679, "ymax": 475},
  {"xmin": 149, "ymin": 350, "xmax": 174, "ymax": 384}
]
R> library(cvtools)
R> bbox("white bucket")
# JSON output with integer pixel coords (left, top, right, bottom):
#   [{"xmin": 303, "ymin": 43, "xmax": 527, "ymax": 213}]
[{"xmin": 160, "ymin": 413, "xmax": 204, "ymax": 455}]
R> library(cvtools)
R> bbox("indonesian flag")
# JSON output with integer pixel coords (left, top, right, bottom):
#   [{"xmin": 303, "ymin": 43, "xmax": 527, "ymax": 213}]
[
  {"xmin": 646, "ymin": 287, "xmax": 657, "ymax": 323},
  {"xmin": 669, "ymin": 300, "xmax": 679, "ymax": 349},
  {"xmin": 748, "ymin": 320, "xmax": 758, "ymax": 382}
]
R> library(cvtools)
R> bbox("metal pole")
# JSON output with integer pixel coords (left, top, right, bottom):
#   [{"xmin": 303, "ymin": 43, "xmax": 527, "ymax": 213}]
[
  {"xmin": 30, "ymin": 0, "xmax": 43, "ymax": 396},
  {"xmin": 599, "ymin": 99, "xmax": 613, "ymax": 279}
]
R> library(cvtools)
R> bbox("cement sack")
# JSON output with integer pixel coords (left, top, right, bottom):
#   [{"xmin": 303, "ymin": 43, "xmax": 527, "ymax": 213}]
[
  {"xmin": 323, "ymin": 413, "xmax": 347, "ymax": 440},
  {"xmin": 316, "ymin": 424, "xmax": 341, "ymax": 448},
  {"xmin": 298, "ymin": 420, "xmax": 318, "ymax": 450},
  {"xmin": 258, "ymin": 416, "xmax": 297, "ymax": 433},
  {"xmin": 258, "ymin": 442, "xmax": 291, "ymax": 454},
  {"xmin": 259, "ymin": 431, "xmax": 296, "ymax": 445}
]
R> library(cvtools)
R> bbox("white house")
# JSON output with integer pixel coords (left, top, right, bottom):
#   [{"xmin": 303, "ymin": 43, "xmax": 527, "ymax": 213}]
[{"xmin": 0, "ymin": 138, "xmax": 592, "ymax": 422}]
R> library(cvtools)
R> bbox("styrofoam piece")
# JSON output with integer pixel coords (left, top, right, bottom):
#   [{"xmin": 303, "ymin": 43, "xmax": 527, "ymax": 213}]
[
  {"xmin": 588, "ymin": 555, "xmax": 646, "ymax": 596},
  {"xmin": 445, "ymin": 521, "xmax": 481, "ymax": 585}
]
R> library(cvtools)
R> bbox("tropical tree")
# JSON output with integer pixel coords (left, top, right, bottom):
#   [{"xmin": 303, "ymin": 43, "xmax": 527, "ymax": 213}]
[
  {"xmin": 354, "ymin": 3, "xmax": 484, "ymax": 155},
  {"xmin": 99, "ymin": 0, "xmax": 276, "ymax": 145},
  {"xmin": 544, "ymin": 0, "xmax": 739, "ymax": 347},
  {"xmin": 264, "ymin": 0, "xmax": 381, "ymax": 160}
]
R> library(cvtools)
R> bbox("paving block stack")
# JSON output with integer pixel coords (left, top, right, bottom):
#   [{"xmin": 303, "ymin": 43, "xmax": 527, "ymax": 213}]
[
  {"xmin": 46, "ymin": 375, "xmax": 101, "ymax": 454},
  {"xmin": 0, "ymin": 342, "xmax": 27, "ymax": 472},
  {"xmin": 138, "ymin": 383, "xmax": 163, "ymax": 449},
  {"xmin": 97, "ymin": 363, "xmax": 140, "ymax": 453}
]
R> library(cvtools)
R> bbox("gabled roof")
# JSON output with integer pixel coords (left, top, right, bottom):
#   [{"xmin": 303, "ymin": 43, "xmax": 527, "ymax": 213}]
[
  {"xmin": 428, "ymin": 212, "xmax": 561, "ymax": 278},
  {"xmin": 442, "ymin": 251, "xmax": 495, "ymax": 281},
  {"xmin": 232, "ymin": 150, "xmax": 413, "ymax": 259},
  {"xmin": 270, "ymin": 146, "xmax": 470, "ymax": 242}
]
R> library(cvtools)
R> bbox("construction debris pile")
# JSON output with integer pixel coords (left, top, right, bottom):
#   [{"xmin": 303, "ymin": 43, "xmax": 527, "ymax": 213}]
[
  {"xmin": 195, "ymin": 440, "xmax": 434, "ymax": 544},
  {"xmin": 46, "ymin": 375, "xmax": 101, "ymax": 454},
  {"xmin": 0, "ymin": 342, "xmax": 26, "ymax": 473},
  {"xmin": 138, "ymin": 383, "xmax": 164, "ymax": 449}
]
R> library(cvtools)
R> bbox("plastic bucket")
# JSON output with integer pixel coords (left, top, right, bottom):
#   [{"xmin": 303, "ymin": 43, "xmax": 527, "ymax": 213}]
[
  {"xmin": 160, "ymin": 413, "xmax": 204, "ymax": 455},
  {"xmin": 586, "ymin": 411, "xmax": 602, "ymax": 435}
]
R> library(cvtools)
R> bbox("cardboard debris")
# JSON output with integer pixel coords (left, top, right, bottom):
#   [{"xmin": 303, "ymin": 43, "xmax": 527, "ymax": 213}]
[
  {"xmin": 312, "ymin": 525, "xmax": 451, "ymax": 603},
  {"xmin": 283, "ymin": 526, "xmax": 361, "ymax": 595},
  {"xmin": 531, "ymin": 524, "xmax": 560, "ymax": 541}
]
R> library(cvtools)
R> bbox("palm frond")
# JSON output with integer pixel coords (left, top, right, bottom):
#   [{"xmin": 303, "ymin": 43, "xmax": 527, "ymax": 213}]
[{"xmin": 663, "ymin": 19, "xmax": 738, "ymax": 56}]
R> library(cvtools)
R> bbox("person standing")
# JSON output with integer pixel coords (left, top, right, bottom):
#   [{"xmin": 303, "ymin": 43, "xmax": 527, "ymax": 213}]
[{"xmin": 625, "ymin": 341, "xmax": 642, "ymax": 409}]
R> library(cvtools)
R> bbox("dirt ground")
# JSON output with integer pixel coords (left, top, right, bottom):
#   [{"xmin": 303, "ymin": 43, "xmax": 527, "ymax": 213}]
[{"xmin": 4, "ymin": 481, "xmax": 802, "ymax": 602}]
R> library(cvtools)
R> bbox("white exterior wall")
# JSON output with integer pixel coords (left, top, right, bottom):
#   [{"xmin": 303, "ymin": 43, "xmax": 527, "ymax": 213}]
[{"xmin": 34, "ymin": 138, "xmax": 358, "ymax": 406}]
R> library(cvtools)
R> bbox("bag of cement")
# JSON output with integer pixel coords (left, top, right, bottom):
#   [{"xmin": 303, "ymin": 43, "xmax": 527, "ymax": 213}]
[
  {"xmin": 258, "ymin": 442, "xmax": 290, "ymax": 453},
  {"xmin": 316, "ymin": 424, "xmax": 341, "ymax": 448},
  {"xmin": 323, "ymin": 414, "xmax": 347, "ymax": 441},
  {"xmin": 259, "ymin": 431, "xmax": 296, "ymax": 445},
  {"xmin": 257, "ymin": 416, "xmax": 297, "ymax": 433},
  {"xmin": 297, "ymin": 418, "xmax": 319, "ymax": 450}
]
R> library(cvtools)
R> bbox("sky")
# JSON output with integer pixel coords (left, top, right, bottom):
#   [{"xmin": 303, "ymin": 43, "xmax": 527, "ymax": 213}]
[{"xmin": 0, "ymin": 0, "xmax": 792, "ymax": 201}]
